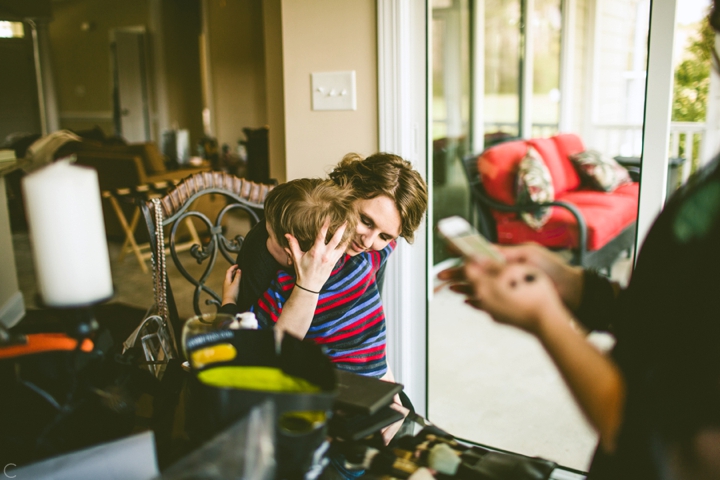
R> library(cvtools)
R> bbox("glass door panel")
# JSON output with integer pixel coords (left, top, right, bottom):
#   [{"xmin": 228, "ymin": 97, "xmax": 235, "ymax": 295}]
[
  {"xmin": 483, "ymin": 0, "xmax": 521, "ymax": 147},
  {"xmin": 432, "ymin": 0, "xmax": 472, "ymax": 265},
  {"xmin": 531, "ymin": 0, "xmax": 561, "ymax": 137},
  {"xmin": 670, "ymin": 0, "xmax": 714, "ymax": 188},
  {"xmin": 428, "ymin": 0, "xmax": 652, "ymax": 471}
]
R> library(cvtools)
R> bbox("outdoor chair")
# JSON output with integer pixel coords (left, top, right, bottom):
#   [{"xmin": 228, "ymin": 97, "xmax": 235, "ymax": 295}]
[{"xmin": 462, "ymin": 133, "xmax": 638, "ymax": 273}]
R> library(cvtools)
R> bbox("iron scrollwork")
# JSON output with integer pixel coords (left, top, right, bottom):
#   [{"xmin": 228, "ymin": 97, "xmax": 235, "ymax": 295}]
[{"xmin": 143, "ymin": 172, "xmax": 272, "ymax": 317}]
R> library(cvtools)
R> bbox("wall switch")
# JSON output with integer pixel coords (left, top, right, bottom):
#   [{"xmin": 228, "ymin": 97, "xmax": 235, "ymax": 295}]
[{"xmin": 311, "ymin": 71, "xmax": 356, "ymax": 111}]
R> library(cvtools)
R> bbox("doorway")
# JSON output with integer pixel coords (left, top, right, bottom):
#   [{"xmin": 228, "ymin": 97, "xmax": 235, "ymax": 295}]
[{"xmin": 111, "ymin": 27, "xmax": 151, "ymax": 143}]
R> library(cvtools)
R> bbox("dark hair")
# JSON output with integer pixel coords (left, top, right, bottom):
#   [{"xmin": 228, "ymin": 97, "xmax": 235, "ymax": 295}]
[
  {"xmin": 328, "ymin": 152, "xmax": 428, "ymax": 243},
  {"xmin": 264, "ymin": 178, "xmax": 357, "ymax": 252}
]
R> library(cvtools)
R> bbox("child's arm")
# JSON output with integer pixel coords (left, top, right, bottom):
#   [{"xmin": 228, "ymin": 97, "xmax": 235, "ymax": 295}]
[
  {"xmin": 275, "ymin": 221, "xmax": 349, "ymax": 339},
  {"xmin": 221, "ymin": 265, "xmax": 241, "ymax": 306}
]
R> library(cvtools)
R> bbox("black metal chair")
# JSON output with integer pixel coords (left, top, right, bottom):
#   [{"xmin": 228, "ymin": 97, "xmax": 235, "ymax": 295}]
[
  {"xmin": 141, "ymin": 171, "xmax": 274, "ymax": 343},
  {"xmin": 462, "ymin": 154, "xmax": 635, "ymax": 273}
]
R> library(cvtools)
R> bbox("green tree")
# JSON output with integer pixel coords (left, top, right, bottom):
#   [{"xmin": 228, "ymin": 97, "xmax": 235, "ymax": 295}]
[{"xmin": 672, "ymin": 16, "xmax": 714, "ymax": 122}]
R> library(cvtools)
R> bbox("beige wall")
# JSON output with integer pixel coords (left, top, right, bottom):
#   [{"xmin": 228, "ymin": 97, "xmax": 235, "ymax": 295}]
[
  {"xmin": 280, "ymin": 0, "xmax": 378, "ymax": 180},
  {"xmin": 48, "ymin": 0, "xmax": 150, "ymax": 135},
  {"xmin": 262, "ymin": 0, "xmax": 286, "ymax": 183},
  {"xmin": 161, "ymin": 0, "xmax": 204, "ymax": 143},
  {"xmin": 205, "ymin": 0, "xmax": 268, "ymax": 151},
  {"xmin": 46, "ymin": 0, "xmax": 379, "ymax": 182},
  {"xmin": 48, "ymin": 0, "xmax": 204, "ymax": 146}
]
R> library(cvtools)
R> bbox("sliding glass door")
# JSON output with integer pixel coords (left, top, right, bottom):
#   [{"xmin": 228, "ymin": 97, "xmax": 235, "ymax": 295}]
[{"xmin": 428, "ymin": 0, "xmax": 655, "ymax": 471}]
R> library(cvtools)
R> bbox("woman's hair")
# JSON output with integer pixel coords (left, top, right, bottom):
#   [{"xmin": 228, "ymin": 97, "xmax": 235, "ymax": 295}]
[
  {"xmin": 328, "ymin": 152, "xmax": 428, "ymax": 243},
  {"xmin": 264, "ymin": 178, "xmax": 357, "ymax": 252}
]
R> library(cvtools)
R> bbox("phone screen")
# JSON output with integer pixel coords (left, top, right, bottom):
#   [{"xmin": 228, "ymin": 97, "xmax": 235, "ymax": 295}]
[{"xmin": 437, "ymin": 216, "xmax": 504, "ymax": 262}]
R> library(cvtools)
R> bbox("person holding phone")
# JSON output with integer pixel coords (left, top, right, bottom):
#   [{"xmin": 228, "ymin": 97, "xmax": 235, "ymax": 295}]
[{"xmin": 439, "ymin": 8, "xmax": 720, "ymax": 478}]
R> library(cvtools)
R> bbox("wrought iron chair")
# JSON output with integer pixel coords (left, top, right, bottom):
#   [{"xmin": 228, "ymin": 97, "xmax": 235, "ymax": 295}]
[
  {"xmin": 462, "ymin": 154, "xmax": 635, "ymax": 273},
  {"xmin": 141, "ymin": 172, "xmax": 274, "ymax": 344}
]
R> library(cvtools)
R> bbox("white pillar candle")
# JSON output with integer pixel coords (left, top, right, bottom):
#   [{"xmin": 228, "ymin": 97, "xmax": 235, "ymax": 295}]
[{"xmin": 22, "ymin": 159, "xmax": 114, "ymax": 306}]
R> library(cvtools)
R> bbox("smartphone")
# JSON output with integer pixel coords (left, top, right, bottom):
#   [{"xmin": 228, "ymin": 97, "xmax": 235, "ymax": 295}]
[{"xmin": 437, "ymin": 216, "xmax": 504, "ymax": 262}]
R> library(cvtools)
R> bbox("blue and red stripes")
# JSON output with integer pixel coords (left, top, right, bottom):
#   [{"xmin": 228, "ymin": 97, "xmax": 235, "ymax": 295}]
[{"xmin": 253, "ymin": 241, "xmax": 396, "ymax": 377}]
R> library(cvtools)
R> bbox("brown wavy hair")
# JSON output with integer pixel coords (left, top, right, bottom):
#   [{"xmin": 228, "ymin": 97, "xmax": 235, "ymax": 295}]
[
  {"xmin": 264, "ymin": 178, "xmax": 357, "ymax": 252},
  {"xmin": 328, "ymin": 153, "xmax": 428, "ymax": 243}
]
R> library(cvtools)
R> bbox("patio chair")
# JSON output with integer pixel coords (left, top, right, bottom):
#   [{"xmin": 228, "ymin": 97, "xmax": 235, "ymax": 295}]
[{"xmin": 462, "ymin": 133, "xmax": 638, "ymax": 273}]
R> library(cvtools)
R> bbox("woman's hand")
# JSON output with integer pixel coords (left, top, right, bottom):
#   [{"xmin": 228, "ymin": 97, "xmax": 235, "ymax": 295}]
[
  {"xmin": 285, "ymin": 219, "xmax": 349, "ymax": 292},
  {"xmin": 221, "ymin": 264, "xmax": 241, "ymax": 306},
  {"xmin": 440, "ymin": 255, "xmax": 626, "ymax": 452},
  {"xmin": 496, "ymin": 243, "xmax": 585, "ymax": 311},
  {"xmin": 378, "ymin": 369, "xmax": 409, "ymax": 445},
  {"xmin": 380, "ymin": 394, "xmax": 410, "ymax": 445}
]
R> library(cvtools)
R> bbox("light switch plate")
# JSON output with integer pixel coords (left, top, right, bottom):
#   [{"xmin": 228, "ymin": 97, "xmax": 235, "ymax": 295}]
[{"xmin": 311, "ymin": 71, "xmax": 356, "ymax": 111}]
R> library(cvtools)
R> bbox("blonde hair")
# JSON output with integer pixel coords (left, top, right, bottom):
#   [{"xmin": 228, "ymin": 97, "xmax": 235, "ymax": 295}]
[
  {"xmin": 329, "ymin": 153, "xmax": 428, "ymax": 243},
  {"xmin": 264, "ymin": 178, "xmax": 357, "ymax": 251}
]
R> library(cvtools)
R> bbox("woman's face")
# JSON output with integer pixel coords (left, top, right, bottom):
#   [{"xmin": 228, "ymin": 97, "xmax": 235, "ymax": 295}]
[{"xmin": 346, "ymin": 196, "xmax": 402, "ymax": 256}]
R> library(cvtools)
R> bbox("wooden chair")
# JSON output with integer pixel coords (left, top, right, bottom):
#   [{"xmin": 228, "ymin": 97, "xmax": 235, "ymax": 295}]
[
  {"xmin": 141, "ymin": 172, "xmax": 274, "ymax": 343},
  {"xmin": 102, "ymin": 179, "xmax": 203, "ymax": 273}
]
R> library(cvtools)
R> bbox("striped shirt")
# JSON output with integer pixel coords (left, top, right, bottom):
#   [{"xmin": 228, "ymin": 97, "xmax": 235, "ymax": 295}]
[{"xmin": 252, "ymin": 241, "xmax": 395, "ymax": 378}]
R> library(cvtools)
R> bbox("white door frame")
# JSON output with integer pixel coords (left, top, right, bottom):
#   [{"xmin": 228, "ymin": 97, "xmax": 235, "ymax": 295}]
[
  {"xmin": 377, "ymin": 0, "xmax": 429, "ymax": 416},
  {"xmin": 636, "ymin": 0, "xmax": 677, "ymax": 249}
]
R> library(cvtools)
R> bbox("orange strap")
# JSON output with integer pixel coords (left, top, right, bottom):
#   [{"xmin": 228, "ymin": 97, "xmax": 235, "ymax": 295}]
[{"xmin": 0, "ymin": 333, "xmax": 94, "ymax": 359}]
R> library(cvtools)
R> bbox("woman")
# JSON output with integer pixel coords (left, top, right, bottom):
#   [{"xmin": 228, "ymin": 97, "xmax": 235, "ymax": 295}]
[{"xmin": 222, "ymin": 152, "xmax": 428, "ymax": 444}]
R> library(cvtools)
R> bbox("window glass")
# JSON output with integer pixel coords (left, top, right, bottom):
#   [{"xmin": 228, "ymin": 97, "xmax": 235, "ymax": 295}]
[
  {"xmin": 531, "ymin": 0, "xmax": 561, "ymax": 137},
  {"xmin": 432, "ymin": 0, "xmax": 472, "ymax": 265},
  {"xmin": 428, "ymin": 0, "xmax": 654, "ymax": 471},
  {"xmin": 670, "ymin": 0, "xmax": 714, "ymax": 186},
  {"xmin": 0, "ymin": 21, "xmax": 24, "ymax": 39},
  {"xmin": 483, "ymin": 0, "xmax": 521, "ymax": 144}
]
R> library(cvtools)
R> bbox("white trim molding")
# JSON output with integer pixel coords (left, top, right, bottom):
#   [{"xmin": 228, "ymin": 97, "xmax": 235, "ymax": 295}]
[
  {"xmin": 377, "ymin": 0, "xmax": 429, "ymax": 416},
  {"xmin": 636, "ymin": 0, "xmax": 677, "ymax": 250},
  {"xmin": 59, "ymin": 111, "xmax": 114, "ymax": 121}
]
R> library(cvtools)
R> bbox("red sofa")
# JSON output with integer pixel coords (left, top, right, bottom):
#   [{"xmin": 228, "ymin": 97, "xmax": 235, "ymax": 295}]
[{"xmin": 464, "ymin": 133, "xmax": 638, "ymax": 270}]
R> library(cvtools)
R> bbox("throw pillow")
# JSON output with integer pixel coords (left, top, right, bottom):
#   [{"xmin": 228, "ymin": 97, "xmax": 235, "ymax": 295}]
[
  {"xmin": 570, "ymin": 149, "xmax": 632, "ymax": 192},
  {"xmin": 516, "ymin": 146, "xmax": 555, "ymax": 230}
]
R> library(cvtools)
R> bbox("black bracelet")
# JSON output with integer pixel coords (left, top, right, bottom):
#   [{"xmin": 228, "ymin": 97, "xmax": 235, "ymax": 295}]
[{"xmin": 295, "ymin": 283, "xmax": 320, "ymax": 295}]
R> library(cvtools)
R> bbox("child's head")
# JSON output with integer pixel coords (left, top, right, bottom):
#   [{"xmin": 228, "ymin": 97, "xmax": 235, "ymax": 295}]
[{"xmin": 263, "ymin": 178, "xmax": 357, "ymax": 265}]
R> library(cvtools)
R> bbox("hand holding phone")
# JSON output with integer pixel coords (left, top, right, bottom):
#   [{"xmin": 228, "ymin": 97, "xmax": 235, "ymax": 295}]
[{"xmin": 437, "ymin": 216, "xmax": 504, "ymax": 263}]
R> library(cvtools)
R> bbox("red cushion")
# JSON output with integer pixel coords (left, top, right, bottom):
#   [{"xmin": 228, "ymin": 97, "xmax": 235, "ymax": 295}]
[
  {"xmin": 528, "ymin": 138, "xmax": 581, "ymax": 195},
  {"xmin": 552, "ymin": 133, "xmax": 586, "ymax": 162},
  {"xmin": 478, "ymin": 140, "xmax": 529, "ymax": 205},
  {"xmin": 492, "ymin": 182, "xmax": 639, "ymax": 251}
]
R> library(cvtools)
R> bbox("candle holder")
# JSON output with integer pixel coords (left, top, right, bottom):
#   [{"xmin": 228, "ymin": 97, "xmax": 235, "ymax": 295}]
[
  {"xmin": 0, "ymin": 323, "xmax": 27, "ymax": 347},
  {"xmin": 35, "ymin": 294, "xmax": 114, "ymax": 344}
]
